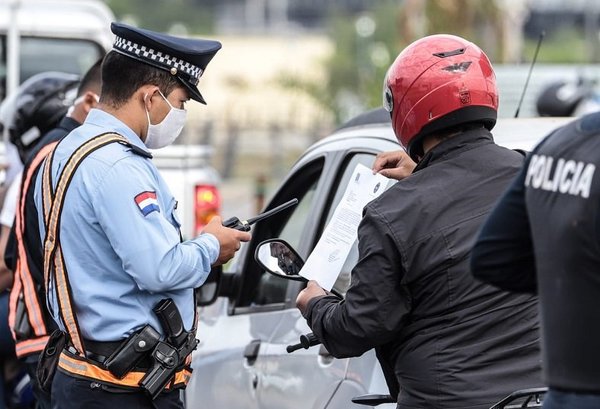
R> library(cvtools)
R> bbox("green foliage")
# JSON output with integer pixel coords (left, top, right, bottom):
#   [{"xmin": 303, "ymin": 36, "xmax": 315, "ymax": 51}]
[
  {"xmin": 275, "ymin": 73, "xmax": 334, "ymax": 115},
  {"xmin": 524, "ymin": 28, "xmax": 588, "ymax": 63},
  {"xmin": 105, "ymin": 0, "xmax": 215, "ymax": 34},
  {"xmin": 274, "ymin": 0, "xmax": 519, "ymax": 124},
  {"xmin": 326, "ymin": 3, "xmax": 403, "ymax": 122},
  {"xmin": 277, "ymin": 2, "xmax": 401, "ymax": 124},
  {"xmin": 275, "ymin": 0, "xmax": 504, "ymax": 125}
]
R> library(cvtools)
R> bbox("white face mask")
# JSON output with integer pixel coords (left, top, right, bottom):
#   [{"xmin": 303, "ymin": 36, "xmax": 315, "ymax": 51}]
[{"xmin": 144, "ymin": 90, "xmax": 187, "ymax": 149}]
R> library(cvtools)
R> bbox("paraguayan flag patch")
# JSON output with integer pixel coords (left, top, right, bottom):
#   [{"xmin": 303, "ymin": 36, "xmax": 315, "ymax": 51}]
[{"xmin": 135, "ymin": 191, "xmax": 160, "ymax": 216}]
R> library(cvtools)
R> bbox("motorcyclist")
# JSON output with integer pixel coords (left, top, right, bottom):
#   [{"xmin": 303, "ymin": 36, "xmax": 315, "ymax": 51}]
[{"xmin": 296, "ymin": 34, "xmax": 543, "ymax": 408}]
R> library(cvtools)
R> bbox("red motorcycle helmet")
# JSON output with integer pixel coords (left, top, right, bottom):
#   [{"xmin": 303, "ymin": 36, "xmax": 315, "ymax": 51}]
[{"xmin": 383, "ymin": 34, "xmax": 498, "ymax": 160}]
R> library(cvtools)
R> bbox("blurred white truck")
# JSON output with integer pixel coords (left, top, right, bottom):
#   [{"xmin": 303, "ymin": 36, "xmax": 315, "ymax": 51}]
[{"xmin": 0, "ymin": 0, "xmax": 221, "ymax": 237}]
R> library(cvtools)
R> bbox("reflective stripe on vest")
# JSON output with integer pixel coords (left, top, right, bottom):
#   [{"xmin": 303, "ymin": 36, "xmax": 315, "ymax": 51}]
[
  {"xmin": 41, "ymin": 150, "xmax": 52, "ymax": 232},
  {"xmin": 15, "ymin": 335, "xmax": 50, "ymax": 358},
  {"xmin": 42, "ymin": 133, "xmax": 128, "ymax": 354},
  {"xmin": 8, "ymin": 142, "xmax": 58, "ymax": 357},
  {"xmin": 58, "ymin": 351, "xmax": 192, "ymax": 390}
]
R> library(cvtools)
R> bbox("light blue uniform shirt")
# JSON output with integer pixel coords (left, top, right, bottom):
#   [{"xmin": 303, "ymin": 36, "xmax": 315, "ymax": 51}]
[{"xmin": 34, "ymin": 109, "xmax": 219, "ymax": 341}]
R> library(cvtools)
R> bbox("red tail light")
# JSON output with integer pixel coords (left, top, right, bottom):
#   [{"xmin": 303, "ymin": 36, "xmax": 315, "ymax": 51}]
[{"xmin": 195, "ymin": 184, "xmax": 221, "ymax": 235}]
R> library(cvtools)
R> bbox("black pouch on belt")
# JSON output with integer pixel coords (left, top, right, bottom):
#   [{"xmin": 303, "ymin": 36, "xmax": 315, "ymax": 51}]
[
  {"xmin": 104, "ymin": 324, "xmax": 161, "ymax": 379},
  {"xmin": 36, "ymin": 329, "xmax": 67, "ymax": 394}
]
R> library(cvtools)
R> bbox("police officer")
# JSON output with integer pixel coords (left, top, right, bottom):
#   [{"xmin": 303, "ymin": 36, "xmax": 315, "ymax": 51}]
[
  {"xmin": 296, "ymin": 34, "xmax": 542, "ymax": 408},
  {"xmin": 471, "ymin": 115, "xmax": 600, "ymax": 407},
  {"xmin": 33, "ymin": 23, "xmax": 250, "ymax": 409}
]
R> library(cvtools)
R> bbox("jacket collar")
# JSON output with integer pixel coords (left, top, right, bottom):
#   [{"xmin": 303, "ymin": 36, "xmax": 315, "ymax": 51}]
[
  {"xmin": 84, "ymin": 109, "xmax": 151, "ymax": 155},
  {"xmin": 413, "ymin": 127, "xmax": 494, "ymax": 172},
  {"xmin": 58, "ymin": 116, "xmax": 82, "ymax": 132}
]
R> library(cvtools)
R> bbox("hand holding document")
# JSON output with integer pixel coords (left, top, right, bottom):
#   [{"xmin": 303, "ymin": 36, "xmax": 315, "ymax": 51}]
[{"xmin": 299, "ymin": 163, "xmax": 389, "ymax": 290}]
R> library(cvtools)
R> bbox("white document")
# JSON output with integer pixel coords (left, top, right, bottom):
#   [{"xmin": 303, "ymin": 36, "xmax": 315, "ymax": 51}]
[{"xmin": 300, "ymin": 163, "xmax": 389, "ymax": 290}]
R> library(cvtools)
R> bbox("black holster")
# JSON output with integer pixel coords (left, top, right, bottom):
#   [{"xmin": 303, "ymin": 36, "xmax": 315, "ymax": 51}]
[
  {"xmin": 139, "ymin": 298, "xmax": 198, "ymax": 399},
  {"xmin": 104, "ymin": 324, "xmax": 160, "ymax": 379}
]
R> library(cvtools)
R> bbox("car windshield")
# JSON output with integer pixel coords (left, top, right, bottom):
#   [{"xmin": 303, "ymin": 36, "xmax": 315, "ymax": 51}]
[{"xmin": 0, "ymin": 35, "xmax": 104, "ymax": 101}]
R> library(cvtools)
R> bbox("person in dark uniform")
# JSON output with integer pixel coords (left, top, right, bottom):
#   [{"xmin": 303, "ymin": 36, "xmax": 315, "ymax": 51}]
[
  {"xmin": 32, "ymin": 23, "xmax": 250, "ymax": 409},
  {"xmin": 296, "ymin": 34, "xmax": 542, "ymax": 408},
  {"xmin": 471, "ymin": 113, "xmax": 600, "ymax": 408},
  {"xmin": 3, "ymin": 60, "xmax": 103, "ymax": 409}
]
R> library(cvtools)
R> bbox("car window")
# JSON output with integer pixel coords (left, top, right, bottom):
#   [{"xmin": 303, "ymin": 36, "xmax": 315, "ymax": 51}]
[
  {"xmin": 20, "ymin": 37, "xmax": 102, "ymax": 82},
  {"xmin": 321, "ymin": 153, "xmax": 387, "ymax": 296},
  {"xmin": 250, "ymin": 179, "xmax": 318, "ymax": 306},
  {"xmin": 235, "ymin": 158, "xmax": 324, "ymax": 310},
  {"xmin": 0, "ymin": 36, "xmax": 103, "ymax": 101},
  {"xmin": 277, "ymin": 182, "xmax": 317, "ymax": 250}
]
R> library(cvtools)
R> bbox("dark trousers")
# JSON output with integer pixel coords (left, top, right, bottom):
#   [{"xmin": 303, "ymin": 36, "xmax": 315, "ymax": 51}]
[
  {"xmin": 24, "ymin": 356, "xmax": 51, "ymax": 409},
  {"xmin": 51, "ymin": 370, "xmax": 184, "ymax": 409},
  {"xmin": 543, "ymin": 388, "xmax": 600, "ymax": 409}
]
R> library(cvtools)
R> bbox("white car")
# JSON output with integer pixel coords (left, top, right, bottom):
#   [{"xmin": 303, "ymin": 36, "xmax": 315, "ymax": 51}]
[{"xmin": 186, "ymin": 109, "xmax": 572, "ymax": 409}]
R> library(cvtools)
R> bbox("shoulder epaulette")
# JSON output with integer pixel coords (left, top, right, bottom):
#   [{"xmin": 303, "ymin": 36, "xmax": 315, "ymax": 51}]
[{"xmin": 123, "ymin": 142, "xmax": 153, "ymax": 159}]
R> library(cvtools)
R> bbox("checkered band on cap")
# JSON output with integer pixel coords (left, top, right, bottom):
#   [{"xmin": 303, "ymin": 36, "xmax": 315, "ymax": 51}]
[{"xmin": 113, "ymin": 36, "xmax": 203, "ymax": 85}]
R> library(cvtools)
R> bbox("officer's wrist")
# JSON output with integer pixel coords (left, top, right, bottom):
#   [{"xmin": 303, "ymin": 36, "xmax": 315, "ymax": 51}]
[{"xmin": 200, "ymin": 233, "xmax": 220, "ymax": 264}]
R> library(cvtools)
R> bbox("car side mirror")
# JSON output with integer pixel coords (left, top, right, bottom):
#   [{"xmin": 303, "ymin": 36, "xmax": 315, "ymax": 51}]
[
  {"xmin": 196, "ymin": 265, "xmax": 222, "ymax": 306},
  {"xmin": 255, "ymin": 239, "xmax": 344, "ymax": 299},
  {"xmin": 254, "ymin": 239, "xmax": 306, "ymax": 282}
]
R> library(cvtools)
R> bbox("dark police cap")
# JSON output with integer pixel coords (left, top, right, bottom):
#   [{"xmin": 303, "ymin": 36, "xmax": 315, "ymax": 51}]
[{"xmin": 110, "ymin": 22, "xmax": 222, "ymax": 104}]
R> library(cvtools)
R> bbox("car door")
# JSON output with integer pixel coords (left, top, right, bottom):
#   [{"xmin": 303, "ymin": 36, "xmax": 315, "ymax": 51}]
[
  {"xmin": 186, "ymin": 156, "xmax": 334, "ymax": 409},
  {"xmin": 186, "ymin": 134, "xmax": 400, "ymax": 409},
  {"xmin": 256, "ymin": 151, "xmax": 396, "ymax": 409},
  {"xmin": 241, "ymin": 155, "xmax": 344, "ymax": 409}
]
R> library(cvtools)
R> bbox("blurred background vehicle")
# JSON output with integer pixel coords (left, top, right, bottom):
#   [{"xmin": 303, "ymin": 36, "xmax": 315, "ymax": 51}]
[
  {"xmin": 536, "ymin": 76, "xmax": 600, "ymax": 117},
  {"xmin": 151, "ymin": 145, "xmax": 222, "ymax": 238},
  {"xmin": 185, "ymin": 109, "xmax": 572, "ymax": 409},
  {"xmin": 0, "ymin": 0, "xmax": 112, "ymax": 101}
]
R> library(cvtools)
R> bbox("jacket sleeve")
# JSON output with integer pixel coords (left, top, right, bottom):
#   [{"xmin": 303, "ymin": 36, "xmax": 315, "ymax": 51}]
[
  {"xmin": 303, "ymin": 206, "xmax": 410, "ymax": 358},
  {"xmin": 470, "ymin": 156, "xmax": 537, "ymax": 293}
]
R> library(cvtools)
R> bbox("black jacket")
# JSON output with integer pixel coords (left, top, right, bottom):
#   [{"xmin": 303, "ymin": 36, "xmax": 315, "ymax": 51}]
[
  {"xmin": 472, "ymin": 112, "xmax": 600, "ymax": 393},
  {"xmin": 304, "ymin": 128, "xmax": 542, "ymax": 409}
]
